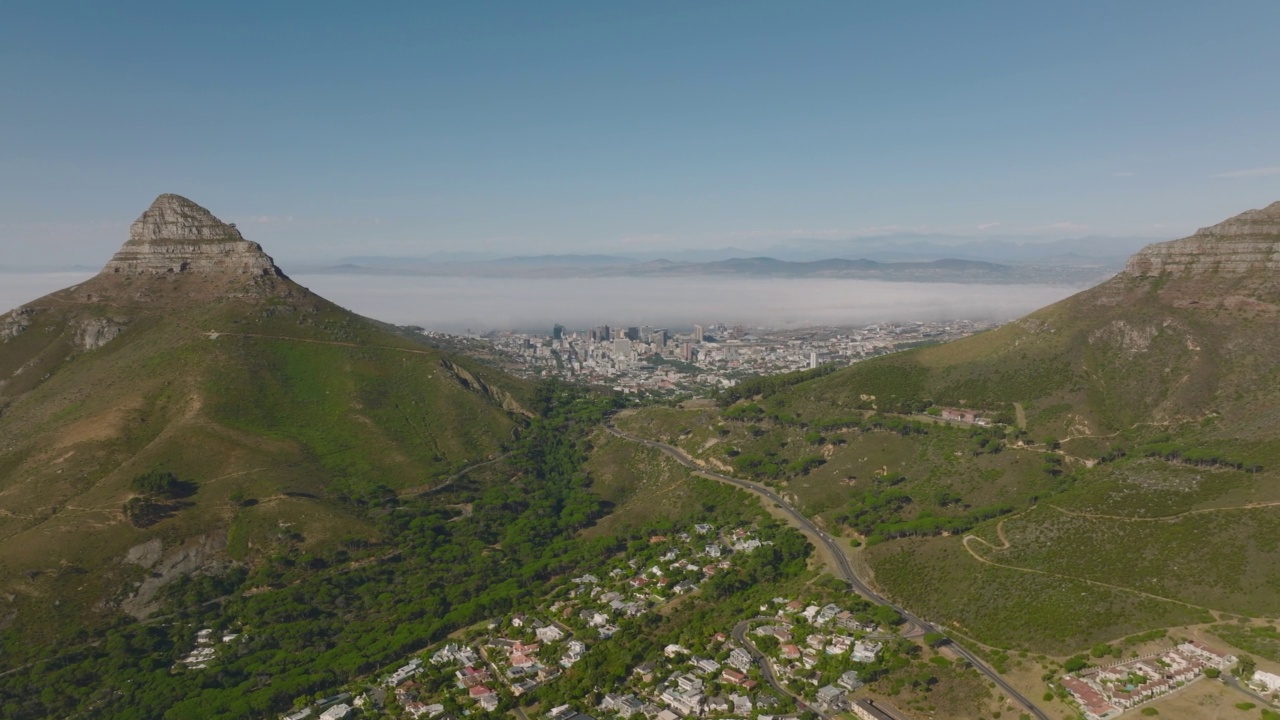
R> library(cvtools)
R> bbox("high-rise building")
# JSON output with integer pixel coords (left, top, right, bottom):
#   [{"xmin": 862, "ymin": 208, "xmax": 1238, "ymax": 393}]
[
  {"xmin": 654, "ymin": 329, "xmax": 668, "ymax": 347},
  {"xmin": 693, "ymin": 324, "xmax": 704, "ymax": 344},
  {"xmin": 809, "ymin": 352, "xmax": 818, "ymax": 369},
  {"xmin": 552, "ymin": 324, "xmax": 564, "ymax": 340},
  {"xmin": 625, "ymin": 326, "xmax": 640, "ymax": 341}
]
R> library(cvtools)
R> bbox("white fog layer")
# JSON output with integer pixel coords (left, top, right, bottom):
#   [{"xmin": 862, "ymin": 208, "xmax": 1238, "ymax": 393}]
[
  {"xmin": 293, "ymin": 275, "xmax": 1085, "ymax": 332},
  {"xmin": 0, "ymin": 273, "xmax": 1088, "ymax": 332}
]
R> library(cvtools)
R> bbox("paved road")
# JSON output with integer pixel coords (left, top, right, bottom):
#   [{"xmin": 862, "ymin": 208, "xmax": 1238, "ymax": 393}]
[
  {"xmin": 1223, "ymin": 675, "xmax": 1277, "ymax": 708},
  {"xmin": 605, "ymin": 422, "xmax": 1050, "ymax": 720},
  {"xmin": 731, "ymin": 617, "xmax": 828, "ymax": 718}
]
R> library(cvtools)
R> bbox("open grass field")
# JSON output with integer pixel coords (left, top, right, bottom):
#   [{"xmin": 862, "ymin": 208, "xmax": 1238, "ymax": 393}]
[
  {"xmin": 581, "ymin": 430, "xmax": 710, "ymax": 536},
  {"xmin": 867, "ymin": 535, "xmax": 1210, "ymax": 654},
  {"xmin": 975, "ymin": 503, "xmax": 1280, "ymax": 617},
  {"xmin": 1140, "ymin": 678, "xmax": 1263, "ymax": 719},
  {"xmin": 1212, "ymin": 621, "xmax": 1280, "ymax": 664}
]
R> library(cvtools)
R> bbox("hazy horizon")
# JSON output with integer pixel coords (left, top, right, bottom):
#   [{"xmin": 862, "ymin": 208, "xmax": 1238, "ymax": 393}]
[
  {"xmin": 0, "ymin": 272, "xmax": 1085, "ymax": 334},
  {"xmin": 292, "ymin": 274, "xmax": 1082, "ymax": 333}
]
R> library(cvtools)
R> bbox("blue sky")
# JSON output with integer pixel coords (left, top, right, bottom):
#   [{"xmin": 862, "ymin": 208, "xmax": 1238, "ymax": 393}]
[{"xmin": 3, "ymin": 1, "xmax": 1279, "ymax": 266}]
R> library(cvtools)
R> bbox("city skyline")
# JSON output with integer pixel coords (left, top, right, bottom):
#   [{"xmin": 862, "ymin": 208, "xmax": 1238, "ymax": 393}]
[{"xmin": 455, "ymin": 317, "xmax": 990, "ymax": 395}]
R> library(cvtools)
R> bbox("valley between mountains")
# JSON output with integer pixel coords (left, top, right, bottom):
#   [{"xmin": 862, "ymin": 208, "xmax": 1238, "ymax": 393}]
[{"xmin": 3, "ymin": 196, "xmax": 1280, "ymax": 720}]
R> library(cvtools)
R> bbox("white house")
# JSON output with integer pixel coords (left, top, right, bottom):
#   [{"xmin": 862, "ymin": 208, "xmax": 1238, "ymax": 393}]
[
  {"xmin": 536, "ymin": 625, "xmax": 566, "ymax": 643},
  {"xmin": 1252, "ymin": 670, "xmax": 1280, "ymax": 693},
  {"xmin": 728, "ymin": 648, "xmax": 754, "ymax": 672},
  {"xmin": 318, "ymin": 705, "xmax": 352, "ymax": 720},
  {"xmin": 852, "ymin": 639, "xmax": 882, "ymax": 663}
]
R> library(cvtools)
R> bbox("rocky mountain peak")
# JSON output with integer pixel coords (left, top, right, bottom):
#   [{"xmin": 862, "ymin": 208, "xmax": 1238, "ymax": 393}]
[
  {"xmin": 1123, "ymin": 200, "xmax": 1280, "ymax": 287},
  {"xmin": 102, "ymin": 194, "xmax": 284, "ymax": 277}
]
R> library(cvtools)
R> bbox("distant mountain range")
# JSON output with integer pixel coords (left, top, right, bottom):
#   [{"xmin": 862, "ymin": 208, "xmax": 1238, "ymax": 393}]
[
  {"xmin": 747, "ymin": 233, "xmax": 1161, "ymax": 265},
  {"xmin": 299, "ymin": 254, "xmax": 1116, "ymax": 285},
  {"xmin": 2, "ymin": 235, "xmax": 1164, "ymax": 284},
  {"xmin": 284, "ymin": 234, "xmax": 1170, "ymax": 285},
  {"xmin": 325, "ymin": 233, "xmax": 1163, "ymax": 268}
]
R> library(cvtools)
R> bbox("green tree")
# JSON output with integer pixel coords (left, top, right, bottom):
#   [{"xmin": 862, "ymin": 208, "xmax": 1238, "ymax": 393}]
[
  {"xmin": 1063, "ymin": 655, "xmax": 1089, "ymax": 673},
  {"xmin": 1235, "ymin": 654, "xmax": 1256, "ymax": 680},
  {"xmin": 131, "ymin": 470, "xmax": 181, "ymax": 497},
  {"xmin": 873, "ymin": 605, "xmax": 902, "ymax": 628}
]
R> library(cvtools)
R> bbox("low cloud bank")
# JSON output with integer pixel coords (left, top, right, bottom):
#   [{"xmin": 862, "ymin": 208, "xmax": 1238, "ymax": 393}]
[
  {"xmin": 0, "ymin": 273, "xmax": 1088, "ymax": 333},
  {"xmin": 295, "ymin": 275, "xmax": 1086, "ymax": 332}
]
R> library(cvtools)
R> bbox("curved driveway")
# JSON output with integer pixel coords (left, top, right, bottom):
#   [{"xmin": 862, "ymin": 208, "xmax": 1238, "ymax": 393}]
[{"xmin": 604, "ymin": 422, "xmax": 1049, "ymax": 720}]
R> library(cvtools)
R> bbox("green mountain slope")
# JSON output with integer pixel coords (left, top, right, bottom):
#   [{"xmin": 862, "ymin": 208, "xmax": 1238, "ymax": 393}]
[
  {"xmin": 621, "ymin": 201, "xmax": 1280, "ymax": 653},
  {"xmin": 0, "ymin": 195, "xmax": 529, "ymax": 646}
]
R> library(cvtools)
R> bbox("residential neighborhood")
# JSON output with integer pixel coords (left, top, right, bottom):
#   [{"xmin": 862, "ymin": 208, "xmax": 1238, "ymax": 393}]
[
  {"xmin": 273, "ymin": 523, "xmax": 911, "ymax": 720},
  {"xmin": 1060, "ymin": 641, "xmax": 1237, "ymax": 719}
]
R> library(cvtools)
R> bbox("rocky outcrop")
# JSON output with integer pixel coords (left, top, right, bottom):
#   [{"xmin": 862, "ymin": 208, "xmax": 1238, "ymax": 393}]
[
  {"xmin": 0, "ymin": 307, "xmax": 35, "ymax": 342},
  {"xmin": 120, "ymin": 531, "xmax": 227, "ymax": 619},
  {"xmin": 102, "ymin": 194, "xmax": 284, "ymax": 278},
  {"xmin": 440, "ymin": 359, "xmax": 531, "ymax": 416},
  {"xmin": 122, "ymin": 538, "xmax": 164, "ymax": 569},
  {"xmin": 1088, "ymin": 319, "xmax": 1160, "ymax": 355},
  {"xmin": 74, "ymin": 317, "xmax": 128, "ymax": 350},
  {"xmin": 1116, "ymin": 200, "xmax": 1280, "ymax": 306},
  {"xmin": 1125, "ymin": 201, "xmax": 1280, "ymax": 279}
]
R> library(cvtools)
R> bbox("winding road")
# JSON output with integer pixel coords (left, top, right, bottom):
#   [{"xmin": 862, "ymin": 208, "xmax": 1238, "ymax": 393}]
[
  {"xmin": 731, "ymin": 617, "xmax": 827, "ymax": 718},
  {"xmin": 604, "ymin": 421, "xmax": 1050, "ymax": 720}
]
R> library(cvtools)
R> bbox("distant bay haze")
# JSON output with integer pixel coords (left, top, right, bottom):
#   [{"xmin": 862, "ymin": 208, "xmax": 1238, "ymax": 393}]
[
  {"xmin": 1, "ymin": 231, "xmax": 1121, "ymax": 332},
  {"xmin": 0, "ymin": 271, "xmax": 1082, "ymax": 335}
]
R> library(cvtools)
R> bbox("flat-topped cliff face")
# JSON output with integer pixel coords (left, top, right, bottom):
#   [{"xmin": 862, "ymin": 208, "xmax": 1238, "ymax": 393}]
[
  {"xmin": 102, "ymin": 194, "xmax": 284, "ymax": 277},
  {"xmin": 1111, "ymin": 200, "xmax": 1280, "ymax": 306},
  {"xmin": 1124, "ymin": 201, "xmax": 1280, "ymax": 279}
]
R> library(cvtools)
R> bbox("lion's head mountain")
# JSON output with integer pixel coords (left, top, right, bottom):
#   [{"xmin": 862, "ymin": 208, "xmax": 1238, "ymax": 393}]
[{"xmin": 0, "ymin": 194, "xmax": 529, "ymax": 629}]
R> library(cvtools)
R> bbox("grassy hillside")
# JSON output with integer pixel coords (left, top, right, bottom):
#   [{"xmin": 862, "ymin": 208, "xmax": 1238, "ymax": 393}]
[
  {"xmin": 0, "ymin": 273, "xmax": 530, "ymax": 652},
  {"xmin": 0, "ymin": 383, "xmax": 1010, "ymax": 720},
  {"xmin": 614, "ymin": 239, "xmax": 1280, "ymax": 656},
  {"xmin": 771, "ymin": 287, "xmax": 1275, "ymax": 441}
]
